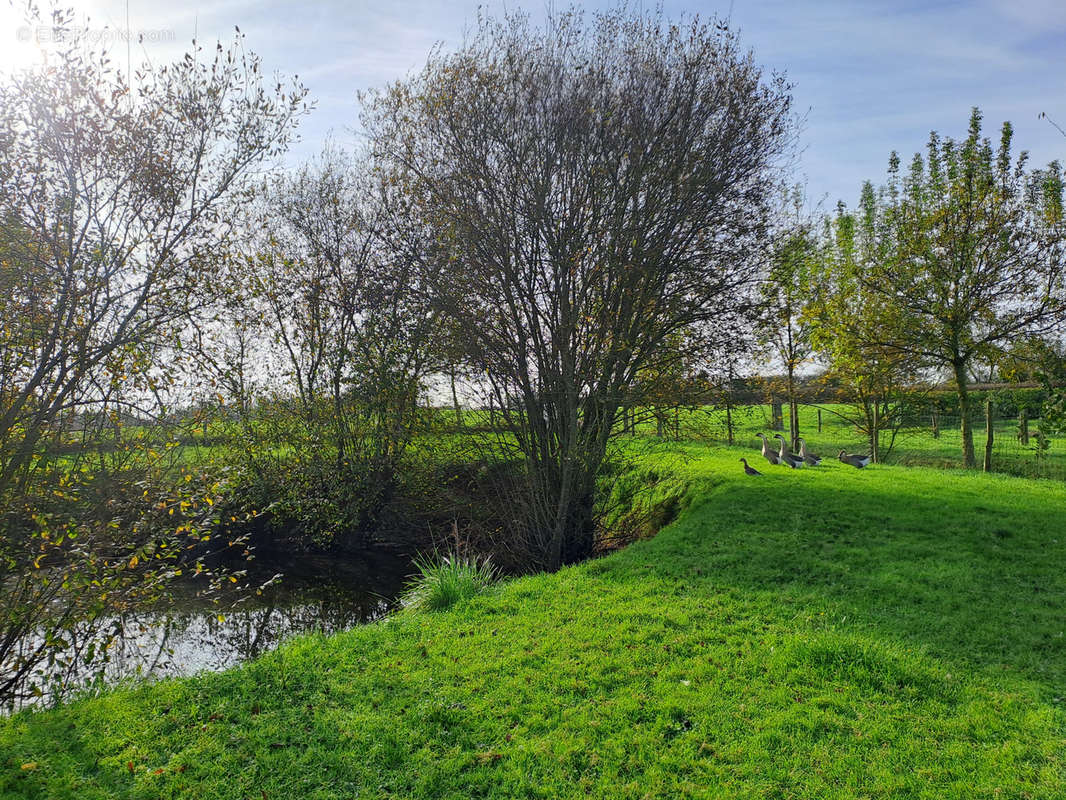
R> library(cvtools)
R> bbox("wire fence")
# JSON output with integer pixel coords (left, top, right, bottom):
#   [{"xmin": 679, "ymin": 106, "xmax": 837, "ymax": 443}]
[{"xmin": 630, "ymin": 403, "xmax": 1066, "ymax": 482}]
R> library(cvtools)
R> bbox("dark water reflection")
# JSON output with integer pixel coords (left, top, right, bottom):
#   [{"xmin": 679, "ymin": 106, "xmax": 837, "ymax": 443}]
[{"xmin": 19, "ymin": 549, "xmax": 413, "ymax": 710}]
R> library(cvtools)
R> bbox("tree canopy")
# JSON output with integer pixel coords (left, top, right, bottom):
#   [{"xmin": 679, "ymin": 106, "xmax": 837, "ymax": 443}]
[{"xmin": 367, "ymin": 7, "xmax": 794, "ymax": 567}]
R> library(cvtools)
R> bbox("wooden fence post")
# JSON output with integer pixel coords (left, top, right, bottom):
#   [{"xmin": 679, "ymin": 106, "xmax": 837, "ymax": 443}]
[
  {"xmin": 1018, "ymin": 409, "xmax": 1029, "ymax": 445},
  {"xmin": 790, "ymin": 399, "xmax": 800, "ymax": 450},
  {"xmin": 983, "ymin": 399, "xmax": 994, "ymax": 473},
  {"xmin": 817, "ymin": 407, "xmax": 822, "ymax": 433},
  {"xmin": 871, "ymin": 402, "xmax": 880, "ymax": 463},
  {"xmin": 931, "ymin": 409, "xmax": 939, "ymax": 439}
]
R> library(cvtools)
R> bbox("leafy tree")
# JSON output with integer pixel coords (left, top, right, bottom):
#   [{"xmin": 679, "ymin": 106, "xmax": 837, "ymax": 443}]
[
  {"xmin": 809, "ymin": 194, "xmax": 926, "ymax": 461},
  {"xmin": 0, "ymin": 8, "xmax": 306, "ymax": 707},
  {"xmin": 367, "ymin": 7, "xmax": 793, "ymax": 568},
  {"xmin": 851, "ymin": 108, "xmax": 1066, "ymax": 466},
  {"xmin": 996, "ymin": 335, "xmax": 1066, "ymax": 385}
]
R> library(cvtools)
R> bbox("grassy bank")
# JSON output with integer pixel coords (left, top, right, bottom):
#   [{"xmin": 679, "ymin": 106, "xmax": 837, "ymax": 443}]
[{"xmin": 2, "ymin": 445, "xmax": 1064, "ymax": 798}]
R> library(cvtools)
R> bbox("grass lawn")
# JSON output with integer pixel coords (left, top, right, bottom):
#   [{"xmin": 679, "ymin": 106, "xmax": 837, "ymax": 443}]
[{"xmin": 2, "ymin": 445, "xmax": 1064, "ymax": 798}]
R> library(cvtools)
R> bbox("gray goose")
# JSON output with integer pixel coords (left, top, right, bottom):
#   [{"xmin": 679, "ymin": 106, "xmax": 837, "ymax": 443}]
[
  {"xmin": 755, "ymin": 433, "xmax": 781, "ymax": 465},
  {"xmin": 773, "ymin": 433, "xmax": 805, "ymax": 468},
  {"xmin": 739, "ymin": 457, "xmax": 762, "ymax": 476},
  {"xmin": 797, "ymin": 437, "xmax": 822, "ymax": 466},
  {"xmin": 838, "ymin": 450, "xmax": 872, "ymax": 468}
]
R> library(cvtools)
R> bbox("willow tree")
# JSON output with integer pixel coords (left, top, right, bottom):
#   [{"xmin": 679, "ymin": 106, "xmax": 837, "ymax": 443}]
[
  {"xmin": 367, "ymin": 7, "xmax": 793, "ymax": 568},
  {"xmin": 858, "ymin": 109, "xmax": 1066, "ymax": 467}
]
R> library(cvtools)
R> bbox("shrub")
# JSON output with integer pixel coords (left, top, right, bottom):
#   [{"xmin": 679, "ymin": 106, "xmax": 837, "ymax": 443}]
[{"xmin": 399, "ymin": 553, "xmax": 498, "ymax": 612}]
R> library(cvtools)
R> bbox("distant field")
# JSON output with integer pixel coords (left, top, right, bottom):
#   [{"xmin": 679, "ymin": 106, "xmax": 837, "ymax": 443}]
[
  {"xmin": 619, "ymin": 403, "xmax": 1066, "ymax": 480},
  {"xmin": 3, "ymin": 442, "xmax": 1064, "ymax": 798},
  {"xmin": 40, "ymin": 401, "xmax": 1066, "ymax": 484}
]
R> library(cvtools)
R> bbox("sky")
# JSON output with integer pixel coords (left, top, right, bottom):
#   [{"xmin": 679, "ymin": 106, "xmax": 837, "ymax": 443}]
[{"xmin": 1, "ymin": 0, "xmax": 1064, "ymax": 210}]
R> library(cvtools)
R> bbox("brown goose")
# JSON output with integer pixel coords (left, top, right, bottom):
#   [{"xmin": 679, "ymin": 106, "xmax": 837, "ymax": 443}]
[
  {"xmin": 739, "ymin": 457, "xmax": 762, "ymax": 476},
  {"xmin": 797, "ymin": 437, "xmax": 822, "ymax": 466},
  {"xmin": 838, "ymin": 450, "xmax": 872, "ymax": 468},
  {"xmin": 773, "ymin": 433, "xmax": 805, "ymax": 468},
  {"xmin": 755, "ymin": 433, "xmax": 781, "ymax": 465}
]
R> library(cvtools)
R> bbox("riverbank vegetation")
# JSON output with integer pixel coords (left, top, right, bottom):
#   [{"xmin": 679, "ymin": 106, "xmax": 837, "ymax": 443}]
[{"xmin": 3, "ymin": 446, "xmax": 1064, "ymax": 798}]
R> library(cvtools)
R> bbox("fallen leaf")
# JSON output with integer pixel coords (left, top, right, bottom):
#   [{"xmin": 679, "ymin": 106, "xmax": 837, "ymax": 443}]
[{"xmin": 20, "ymin": 763, "xmax": 38, "ymax": 771}]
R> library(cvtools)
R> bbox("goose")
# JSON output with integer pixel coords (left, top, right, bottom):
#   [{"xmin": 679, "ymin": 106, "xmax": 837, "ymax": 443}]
[
  {"xmin": 755, "ymin": 433, "xmax": 781, "ymax": 465},
  {"xmin": 739, "ymin": 457, "xmax": 762, "ymax": 476},
  {"xmin": 838, "ymin": 450, "xmax": 872, "ymax": 468},
  {"xmin": 773, "ymin": 433, "xmax": 805, "ymax": 468},
  {"xmin": 796, "ymin": 437, "xmax": 822, "ymax": 466}
]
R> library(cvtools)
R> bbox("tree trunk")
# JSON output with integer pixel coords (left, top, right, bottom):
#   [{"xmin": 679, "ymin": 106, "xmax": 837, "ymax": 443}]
[
  {"xmin": 450, "ymin": 368, "xmax": 463, "ymax": 427},
  {"xmin": 954, "ymin": 360, "xmax": 976, "ymax": 468},
  {"xmin": 790, "ymin": 398, "xmax": 800, "ymax": 451},
  {"xmin": 817, "ymin": 407, "xmax": 822, "ymax": 433},
  {"xmin": 771, "ymin": 400, "xmax": 783, "ymax": 431},
  {"xmin": 725, "ymin": 402, "xmax": 734, "ymax": 445},
  {"xmin": 870, "ymin": 400, "xmax": 880, "ymax": 463},
  {"xmin": 1018, "ymin": 409, "xmax": 1029, "ymax": 445}
]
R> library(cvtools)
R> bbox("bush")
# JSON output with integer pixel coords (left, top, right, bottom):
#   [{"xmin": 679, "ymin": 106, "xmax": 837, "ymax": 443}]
[{"xmin": 399, "ymin": 553, "xmax": 498, "ymax": 612}]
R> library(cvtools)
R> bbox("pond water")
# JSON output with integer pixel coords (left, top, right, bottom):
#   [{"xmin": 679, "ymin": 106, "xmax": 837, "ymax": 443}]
[{"xmin": 9, "ymin": 549, "xmax": 414, "ymax": 712}]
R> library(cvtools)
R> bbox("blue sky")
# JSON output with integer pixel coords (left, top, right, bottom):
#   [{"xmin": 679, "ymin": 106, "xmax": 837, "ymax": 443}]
[{"xmin": 3, "ymin": 0, "xmax": 1064, "ymax": 208}]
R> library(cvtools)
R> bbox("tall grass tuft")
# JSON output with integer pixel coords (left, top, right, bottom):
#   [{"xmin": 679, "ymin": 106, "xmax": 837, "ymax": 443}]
[{"xmin": 399, "ymin": 552, "xmax": 498, "ymax": 612}]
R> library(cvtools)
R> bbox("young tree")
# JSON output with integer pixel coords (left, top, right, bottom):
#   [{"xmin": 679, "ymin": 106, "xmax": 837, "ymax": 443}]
[
  {"xmin": 228, "ymin": 149, "xmax": 441, "ymax": 547},
  {"xmin": 855, "ymin": 108, "xmax": 1066, "ymax": 466},
  {"xmin": 368, "ymin": 7, "xmax": 793, "ymax": 568},
  {"xmin": 809, "ymin": 196, "xmax": 925, "ymax": 461},
  {"xmin": 758, "ymin": 187, "xmax": 820, "ymax": 449}
]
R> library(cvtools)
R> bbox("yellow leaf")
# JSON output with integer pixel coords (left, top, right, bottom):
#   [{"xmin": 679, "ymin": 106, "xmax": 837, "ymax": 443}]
[
  {"xmin": 129, "ymin": 555, "xmax": 139, "ymax": 568},
  {"xmin": 21, "ymin": 763, "xmax": 38, "ymax": 771}
]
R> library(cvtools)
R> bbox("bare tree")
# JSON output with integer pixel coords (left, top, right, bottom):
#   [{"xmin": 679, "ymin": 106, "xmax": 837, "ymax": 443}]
[
  {"xmin": 367, "ymin": 7, "xmax": 793, "ymax": 568},
  {"xmin": 223, "ymin": 148, "xmax": 441, "ymax": 547}
]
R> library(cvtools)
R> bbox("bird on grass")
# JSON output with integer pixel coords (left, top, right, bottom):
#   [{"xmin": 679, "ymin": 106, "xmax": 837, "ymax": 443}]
[
  {"xmin": 838, "ymin": 450, "xmax": 872, "ymax": 468},
  {"xmin": 739, "ymin": 457, "xmax": 762, "ymax": 476},
  {"xmin": 773, "ymin": 433, "xmax": 805, "ymax": 468},
  {"xmin": 797, "ymin": 437, "xmax": 822, "ymax": 466},
  {"xmin": 755, "ymin": 433, "xmax": 780, "ymax": 465}
]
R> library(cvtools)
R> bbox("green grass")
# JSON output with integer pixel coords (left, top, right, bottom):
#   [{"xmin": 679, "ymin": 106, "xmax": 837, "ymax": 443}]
[{"xmin": 2, "ymin": 444, "xmax": 1064, "ymax": 798}]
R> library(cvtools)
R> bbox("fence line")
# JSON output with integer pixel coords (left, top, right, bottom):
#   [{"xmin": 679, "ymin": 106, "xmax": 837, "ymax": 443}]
[{"xmin": 629, "ymin": 403, "xmax": 1066, "ymax": 482}]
